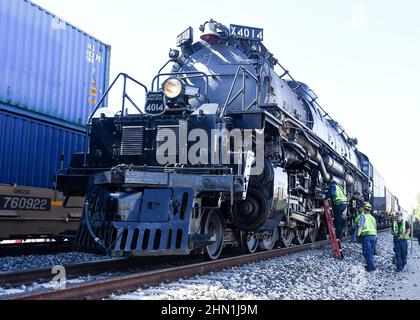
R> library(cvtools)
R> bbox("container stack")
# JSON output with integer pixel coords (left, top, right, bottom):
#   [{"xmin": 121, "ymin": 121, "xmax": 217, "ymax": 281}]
[{"xmin": 0, "ymin": 0, "xmax": 111, "ymax": 189}]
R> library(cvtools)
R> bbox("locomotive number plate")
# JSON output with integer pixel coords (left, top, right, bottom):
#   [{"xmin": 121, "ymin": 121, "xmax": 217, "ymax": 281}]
[
  {"xmin": 0, "ymin": 195, "xmax": 51, "ymax": 211},
  {"xmin": 145, "ymin": 92, "xmax": 165, "ymax": 116},
  {"xmin": 230, "ymin": 24, "xmax": 264, "ymax": 41}
]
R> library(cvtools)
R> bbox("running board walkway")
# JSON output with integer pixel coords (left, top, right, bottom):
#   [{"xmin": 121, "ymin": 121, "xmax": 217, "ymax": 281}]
[{"xmin": 322, "ymin": 199, "xmax": 344, "ymax": 259}]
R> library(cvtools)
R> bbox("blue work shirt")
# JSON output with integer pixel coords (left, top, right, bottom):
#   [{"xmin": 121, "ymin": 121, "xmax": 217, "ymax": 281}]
[
  {"xmin": 326, "ymin": 184, "xmax": 336, "ymax": 199},
  {"xmin": 358, "ymin": 215, "xmax": 365, "ymax": 228}
]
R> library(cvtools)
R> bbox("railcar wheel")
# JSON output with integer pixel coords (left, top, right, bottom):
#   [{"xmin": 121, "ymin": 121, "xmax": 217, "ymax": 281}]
[
  {"xmin": 280, "ymin": 227, "xmax": 295, "ymax": 247},
  {"xmin": 295, "ymin": 228, "xmax": 308, "ymax": 245},
  {"xmin": 204, "ymin": 210, "xmax": 225, "ymax": 260},
  {"xmin": 240, "ymin": 231, "xmax": 259, "ymax": 254},
  {"xmin": 259, "ymin": 227, "xmax": 279, "ymax": 251}
]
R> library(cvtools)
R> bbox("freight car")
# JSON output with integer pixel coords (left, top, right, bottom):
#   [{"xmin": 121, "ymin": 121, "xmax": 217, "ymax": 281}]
[
  {"xmin": 0, "ymin": 0, "xmax": 110, "ymax": 241},
  {"xmin": 58, "ymin": 20, "xmax": 399, "ymax": 259},
  {"xmin": 0, "ymin": 184, "xmax": 84, "ymax": 240},
  {"xmin": 356, "ymin": 157, "xmax": 399, "ymax": 229}
]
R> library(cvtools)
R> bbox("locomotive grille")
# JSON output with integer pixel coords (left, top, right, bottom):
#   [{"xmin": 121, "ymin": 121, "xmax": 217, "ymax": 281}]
[
  {"xmin": 156, "ymin": 125, "xmax": 179, "ymax": 158},
  {"xmin": 121, "ymin": 126, "xmax": 144, "ymax": 156}
]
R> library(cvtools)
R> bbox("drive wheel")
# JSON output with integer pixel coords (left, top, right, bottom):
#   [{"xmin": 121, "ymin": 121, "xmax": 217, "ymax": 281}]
[
  {"xmin": 204, "ymin": 210, "xmax": 225, "ymax": 260},
  {"xmin": 259, "ymin": 227, "xmax": 279, "ymax": 251},
  {"xmin": 240, "ymin": 231, "xmax": 259, "ymax": 254},
  {"xmin": 295, "ymin": 228, "xmax": 308, "ymax": 245},
  {"xmin": 280, "ymin": 226, "xmax": 295, "ymax": 247},
  {"xmin": 307, "ymin": 225, "xmax": 319, "ymax": 243}
]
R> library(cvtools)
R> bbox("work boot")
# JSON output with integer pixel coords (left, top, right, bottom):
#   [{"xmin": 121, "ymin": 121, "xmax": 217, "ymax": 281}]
[{"xmin": 365, "ymin": 266, "xmax": 376, "ymax": 272}]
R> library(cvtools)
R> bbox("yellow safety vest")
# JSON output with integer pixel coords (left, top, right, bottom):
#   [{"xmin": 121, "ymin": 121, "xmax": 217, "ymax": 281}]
[
  {"xmin": 333, "ymin": 185, "xmax": 347, "ymax": 206},
  {"xmin": 361, "ymin": 214, "xmax": 377, "ymax": 236},
  {"xmin": 393, "ymin": 221, "xmax": 409, "ymax": 240}
]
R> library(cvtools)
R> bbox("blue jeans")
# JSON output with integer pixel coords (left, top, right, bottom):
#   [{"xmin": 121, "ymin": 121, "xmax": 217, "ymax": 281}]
[
  {"xmin": 352, "ymin": 228, "xmax": 358, "ymax": 242},
  {"xmin": 394, "ymin": 240, "xmax": 408, "ymax": 271},
  {"xmin": 332, "ymin": 204, "xmax": 347, "ymax": 239},
  {"xmin": 362, "ymin": 235, "xmax": 376, "ymax": 270}
]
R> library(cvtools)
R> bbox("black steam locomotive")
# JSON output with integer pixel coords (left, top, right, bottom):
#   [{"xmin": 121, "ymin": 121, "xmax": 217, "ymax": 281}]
[{"xmin": 57, "ymin": 20, "xmax": 396, "ymax": 259}]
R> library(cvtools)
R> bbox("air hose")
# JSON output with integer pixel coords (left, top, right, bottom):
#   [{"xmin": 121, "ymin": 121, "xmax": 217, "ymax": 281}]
[{"xmin": 83, "ymin": 201, "xmax": 106, "ymax": 251}]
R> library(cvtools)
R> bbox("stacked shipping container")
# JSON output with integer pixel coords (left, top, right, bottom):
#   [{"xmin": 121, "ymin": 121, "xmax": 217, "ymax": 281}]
[{"xmin": 0, "ymin": 0, "xmax": 111, "ymax": 188}]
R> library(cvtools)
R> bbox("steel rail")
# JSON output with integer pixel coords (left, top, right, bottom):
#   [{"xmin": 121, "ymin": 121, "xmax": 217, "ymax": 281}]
[{"xmin": 0, "ymin": 257, "xmax": 132, "ymax": 288}]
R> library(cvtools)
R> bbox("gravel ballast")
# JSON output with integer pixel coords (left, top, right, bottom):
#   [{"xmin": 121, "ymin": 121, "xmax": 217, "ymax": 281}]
[
  {"xmin": 0, "ymin": 252, "xmax": 107, "ymax": 273},
  {"xmin": 113, "ymin": 233, "xmax": 418, "ymax": 300}
]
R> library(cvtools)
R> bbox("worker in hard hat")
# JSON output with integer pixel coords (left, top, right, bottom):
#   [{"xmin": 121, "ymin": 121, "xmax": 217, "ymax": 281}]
[
  {"xmin": 326, "ymin": 181, "xmax": 348, "ymax": 240},
  {"xmin": 357, "ymin": 202, "xmax": 377, "ymax": 272},
  {"xmin": 392, "ymin": 212, "xmax": 411, "ymax": 272}
]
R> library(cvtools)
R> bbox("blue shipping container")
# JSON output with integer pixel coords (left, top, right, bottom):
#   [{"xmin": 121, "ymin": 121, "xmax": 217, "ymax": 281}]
[
  {"xmin": 0, "ymin": 110, "xmax": 86, "ymax": 189},
  {"xmin": 0, "ymin": 0, "xmax": 111, "ymax": 128}
]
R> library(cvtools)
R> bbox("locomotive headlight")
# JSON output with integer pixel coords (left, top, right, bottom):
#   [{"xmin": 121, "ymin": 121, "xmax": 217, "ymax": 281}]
[{"xmin": 163, "ymin": 78, "xmax": 183, "ymax": 99}]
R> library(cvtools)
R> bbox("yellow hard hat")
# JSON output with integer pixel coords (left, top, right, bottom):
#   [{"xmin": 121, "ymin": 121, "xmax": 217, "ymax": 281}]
[{"xmin": 363, "ymin": 202, "xmax": 372, "ymax": 211}]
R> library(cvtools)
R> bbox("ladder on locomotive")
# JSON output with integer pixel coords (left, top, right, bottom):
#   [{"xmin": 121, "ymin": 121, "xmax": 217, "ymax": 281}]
[{"xmin": 322, "ymin": 199, "xmax": 344, "ymax": 259}]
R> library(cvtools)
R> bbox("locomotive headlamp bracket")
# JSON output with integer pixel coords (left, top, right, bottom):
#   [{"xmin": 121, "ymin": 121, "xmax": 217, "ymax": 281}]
[{"xmin": 162, "ymin": 78, "xmax": 200, "ymax": 109}]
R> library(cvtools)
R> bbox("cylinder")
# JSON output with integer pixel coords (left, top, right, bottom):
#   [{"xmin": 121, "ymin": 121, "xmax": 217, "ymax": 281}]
[
  {"xmin": 323, "ymin": 155, "xmax": 345, "ymax": 177},
  {"xmin": 330, "ymin": 175, "xmax": 345, "ymax": 187},
  {"xmin": 345, "ymin": 173, "xmax": 355, "ymax": 186}
]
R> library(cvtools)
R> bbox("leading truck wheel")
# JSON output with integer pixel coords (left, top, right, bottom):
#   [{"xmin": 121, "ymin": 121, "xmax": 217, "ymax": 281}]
[
  {"xmin": 204, "ymin": 210, "xmax": 225, "ymax": 260},
  {"xmin": 259, "ymin": 227, "xmax": 279, "ymax": 251}
]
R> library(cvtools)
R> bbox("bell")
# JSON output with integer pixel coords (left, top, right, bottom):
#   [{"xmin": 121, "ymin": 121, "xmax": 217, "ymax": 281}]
[{"xmin": 200, "ymin": 22, "xmax": 220, "ymax": 44}]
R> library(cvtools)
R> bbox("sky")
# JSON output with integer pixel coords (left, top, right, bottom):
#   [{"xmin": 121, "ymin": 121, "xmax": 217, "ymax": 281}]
[{"xmin": 33, "ymin": 0, "xmax": 420, "ymax": 211}]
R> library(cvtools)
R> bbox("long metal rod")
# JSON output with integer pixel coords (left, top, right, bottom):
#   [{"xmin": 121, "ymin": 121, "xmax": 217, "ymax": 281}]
[
  {"xmin": 219, "ymin": 66, "xmax": 243, "ymax": 118},
  {"xmin": 125, "ymin": 94, "xmax": 143, "ymax": 114},
  {"xmin": 121, "ymin": 77, "xmax": 127, "ymax": 115}
]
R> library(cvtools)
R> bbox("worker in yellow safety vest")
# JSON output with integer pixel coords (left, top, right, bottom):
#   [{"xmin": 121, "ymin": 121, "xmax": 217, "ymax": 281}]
[
  {"xmin": 357, "ymin": 202, "xmax": 377, "ymax": 272},
  {"xmin": 326, "ymin": 182, "xmax": 348, "ymax": 240},
  {"xmin": 392, "ymin": 212, "xmax": 411, "ymax": 272}
]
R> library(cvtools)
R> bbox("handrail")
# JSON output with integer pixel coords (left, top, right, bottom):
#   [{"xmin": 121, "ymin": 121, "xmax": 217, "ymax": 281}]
[
  {"xmin": 87, "ymin": 73, "xmax": 148, "ymax": 125},
  {"xmin": 218, "ymin": 66, "xmax": 259, "ymax": 119},
  {"xmin": 84, "ymin": 73, "xmax": 148, "ymax": 166}
]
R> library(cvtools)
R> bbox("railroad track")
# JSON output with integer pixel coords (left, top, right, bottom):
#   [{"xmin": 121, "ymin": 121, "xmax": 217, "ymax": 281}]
[
  {"xmin": 1, "ymin": 229, "xmax": 391, "ymax": 300},
  {"xmin": 2, "ymin": 240, "xmax": 330, "ymax": 300},
  {"xmin": 0, "ymin": 241, "xmax": 72, "ymax": 257},
  {"xmin": 0, "ymin": 257, "xmax": 133, "ymax": 288}
]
